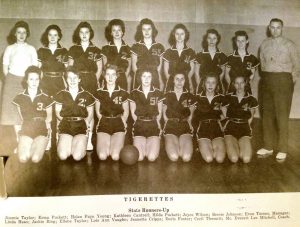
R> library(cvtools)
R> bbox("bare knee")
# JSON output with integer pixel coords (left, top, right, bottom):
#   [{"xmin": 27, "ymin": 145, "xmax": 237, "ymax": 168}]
[
  {"xmin": 228, "ymin": 155, "xmax": 239, "ymax": 163},
  {"xmin": 111, "ymin": 152, "xmax": 120, "ymax": 161},
  {"xmin": 31, "ymin": 154, "xmax": 43, "ymax": 163},
  {"xmin": 19, "ymin": 155, "xmax": 29, "ymax": 163},
  {"xmin": 58, "ymin": 151, "xmax": 69, "ymax": 160},
  {"xmin": 242, "ymin": 156, "xmax": 251, "ymax": 164},
  {"xmin": 147, "ymin": 153, "xmax": 159, "ymax": 162},
  {"xmin": 73, "ymin": 151, "xmax": 85, "ymax": 161},
  {"xmin": 167, "ymin": 152, "xmax": 179, "ymax": 162},
  {"xmin": 182, "ymin": 153, "xmax": 192, "ymax": 162}
]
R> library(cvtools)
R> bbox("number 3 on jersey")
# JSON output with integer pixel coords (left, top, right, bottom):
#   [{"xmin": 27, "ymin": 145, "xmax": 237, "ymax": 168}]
[{"xmin": 36, "ymin": 102, "xmax": 44, "ymax": 111}]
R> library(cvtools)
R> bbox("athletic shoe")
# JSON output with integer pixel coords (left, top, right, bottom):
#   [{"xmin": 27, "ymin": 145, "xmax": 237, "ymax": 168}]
[
  {"xmin": 276, "ymin": 152, "xmax": 287, "ymax": 160},
  {"xmin": 257, "ymin": 148, "xmax": 273, "ymax": 155}
]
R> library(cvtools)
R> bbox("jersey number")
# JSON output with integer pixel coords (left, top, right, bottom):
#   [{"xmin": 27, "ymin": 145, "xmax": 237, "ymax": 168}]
[
  {"xmin": 150, "ymin": 97, "xmax": 158, "ymax": 105},
  {"xmin": 78, "ymin": 98, "xmax": 86, "ymax": 107},
  {"xmin": 113, "ymin": 96, "xmax": 122, "ymax": 104},
  {"xmin": 37, "ymin": 102, "xmax": 43, "ymax": 111}
]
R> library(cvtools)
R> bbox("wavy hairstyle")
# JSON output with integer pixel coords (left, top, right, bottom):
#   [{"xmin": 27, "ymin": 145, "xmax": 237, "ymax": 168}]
[
  {"xmin": 202, "ymin": 29, "xmax": 221, "ymax": 49},
  {"xmin": 72, "ymin": 21, "xmax": 94, "ymax": 44},
  {"xmin": 168, "ymin": 23, "xmax": 190, "ymax": 46},
  {"xmin": 40, "ymin": 24, "xmax": 63, "ymax": 46},
  {"xmin": 7, "ymin": 21, "xmax": 30, "ymax": 44},
  {"xmin": 105, "ymin": 19, "xmax": 125, "ymax": 42},
  {"xmin": 134, "ymin": 18, "xmax": 158, "ymax": 42}
]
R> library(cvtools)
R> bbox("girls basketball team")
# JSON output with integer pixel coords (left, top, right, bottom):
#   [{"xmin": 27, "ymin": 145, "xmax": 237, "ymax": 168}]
[{"xmin": 3, "ymin": 18, "xmax": 259, "ymax": 164}]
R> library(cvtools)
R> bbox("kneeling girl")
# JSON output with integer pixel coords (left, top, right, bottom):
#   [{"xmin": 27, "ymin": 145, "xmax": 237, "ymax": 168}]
[{"xmin": 55, "ymin": 66, "xmax": 94, "ymax": 161}]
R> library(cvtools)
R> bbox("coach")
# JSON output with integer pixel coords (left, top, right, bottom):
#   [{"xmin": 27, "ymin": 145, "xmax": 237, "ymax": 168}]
[{"xmin": 257, "ymin": 18, "xmax": 300, "ymax": 160}]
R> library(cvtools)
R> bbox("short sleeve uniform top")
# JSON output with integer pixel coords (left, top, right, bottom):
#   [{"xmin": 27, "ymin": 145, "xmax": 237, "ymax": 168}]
[
  {"xmin": 131, "ymin": 41, "xmax": 165, "ymax": 70},
  {"xmin": 101, "ymin": 41, "xmax": 131, "ymax": 73},
  {"xmin": 12, "ymin": 89, "xmax": 54, "ymax": 120},
  {"xmin": 163, "ymin": 90, "xmax": 196, "ymax": 119},
  {"xmin": 223, "ymin": 92, "xmax": 258, "ymax": 119},
  {"xmin": 94, "ymin": 85, "xmax": 129, "ymax": 117},
  {"xmin": 194, "ymin": 92, "xmax": 225, "ymax": 121},
  {"xmin": 195, "ymin": 48, "xmax": 227, "ymax": 75},
  {"xmin": 163, "ymin": 45, "xmax": 196, "ymax": 75},
  {"xmin": 37, "ymin": 45, "xmax": 68, "ymax": 73},
  {"xmin": 129, "ymin": 86, "xmax": 164, "ymax": 117},
  {"xmin": 54, "ymin": 88, "xmax": 95, "ymax": 118},
  {"xmin": 68, "ymin": 42, "xmax": 102, "ymax": 73}
]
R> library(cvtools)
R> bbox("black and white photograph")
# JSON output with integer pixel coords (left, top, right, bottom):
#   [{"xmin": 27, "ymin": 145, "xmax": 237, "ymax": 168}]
[{"xmin": 0, "ymin": 0, "xmax": 299, "ymax": 226}]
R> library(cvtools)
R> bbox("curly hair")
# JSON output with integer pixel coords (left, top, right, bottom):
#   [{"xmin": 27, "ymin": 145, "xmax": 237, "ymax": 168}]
[
  {"xmin": 22, "ymin": 66, "xmax": 42, "ymax": 88},
  {"xmin": 202, "ymin": 29, "xmax": 221, "ymax": 49},
  {"xmin": 72, "ymin": 21, "xmax": 94, "ymax": 44},
  {"xmin": 134, "ymin": 18, "xmax": 158, "ymax": 42},
  {"xmin": 233, "ymin": 30, "xmax": 249, "ymax": 50},
  {"xmin": 7, "ymin": 21, "xmax": 30, "ymax": 44},
  {"xmin": 168, "ymin": 71, "xmax": 190, "ymax": 92},
  {"xmin": 168, "ymin": 23, "xmax": 190, "ymax": 46},
  {"xmin": 199, "ymin": 72, "xmax": 221, "ymax": 94},
  {"xmin": 40, "ymin": 24, "xmax": 62, "ymax": 46},
  {"xmin": 105, "ymin": 19, "xmax": 125, "ymax": 42}
]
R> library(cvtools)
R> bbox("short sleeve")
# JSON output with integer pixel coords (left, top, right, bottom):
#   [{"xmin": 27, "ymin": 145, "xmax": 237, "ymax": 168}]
[
  {"xmin": 95, "ymin": 47, "xmax": 102, "ymax": 61},
  {"xmin": 157, "ymin": 90, "xmax": 165, "ymax": 102},
  {"xmin": 162, "ymin": 93, "xmax": 168, "ymax": 105},
  {"xmin": 86, "ymin": 92, "xmax": 95, "ymax": 107},
  {"xmin": 3, "ymin": 46, "xmax": 11, "ymax": 65},
  {"xmin": 250, "ymin": 55, "xmax": 260, "ymax": 68},
  {"xmin": 249, "ymin": 96, "xmax": 259, "ymax": 109},
  {"xmin": 158, "ymin": 43, "xmax": 165, "ymax": 56},
  {"xmin": 124, "ymin": 46, "xmax": 131, "ymax": 60},
  {"xmin": 188, "ymin": 93, "xmax": 197, "ymax": 106},
  {"xmin": 62, "ymin": 48, "xmax": 69, "ymax": 63},
  {"xmin": 101, "ymin": 45, "xmax": 109, "ymax": 59},
  {"xmin": 54, "ymin": 91, "xmax": 64, "ymax": 104},
  {"xmin": 93, "ymin": 90, "xmax": 102, "ymax": 102},
  {"xmin": 226, "ymin": 55, "xmax": 233, "ymax": 68},
  {"xmin": 189, "ymin": 49, "xmax": 196, "ymax": 62},
  {"xmin": 68, "ymin": 46, "xmax": 76, "ymax": 59},
  {"xmin": 131, "ymin": 43, "xmax": 139, "ymax": 56},
  {"xmin": 162, "ymin": 49, "xmax": 172, "ymax": 62},
  {"xmin": 219, "ymin": 52, "xmax": 228, "ymax": 66},
  {"xmin": 121, "ymin": 90, "xmax": 129, "ymax": 103},
  {"xmin": 222, "ymin": 94, "xmax": 230, "ymax": 107},
  {"xmin": 195, "ymin": 52, "xmax": 202, "ymax": 65},
  {"xmin": 12, "ymin": 94, "xmax": 22, "ymax": 107},
  {"xmin": 43, "ymin": 95, "xmax": 55, "ymax": 109},
  {"xmin": 37, "ymin": 48, "xmax": 43, "ymax": 62},
  {"xmin": 128, "ymin": 90, "xmax": 136, "ymax": 102}
]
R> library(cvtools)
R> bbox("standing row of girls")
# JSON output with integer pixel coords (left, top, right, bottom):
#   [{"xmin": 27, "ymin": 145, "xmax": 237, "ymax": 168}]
[{"xmin": 1, "ymin": 18, "xmax": 259, "ymax": 164}]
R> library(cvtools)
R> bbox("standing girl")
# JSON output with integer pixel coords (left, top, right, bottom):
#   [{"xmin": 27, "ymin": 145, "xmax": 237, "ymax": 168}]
[
  {"xmin": 55, "ymin": 67, "xmax": 94, "ymax": 161},
  {"xmin": 2, "ymin": 21, "xmax": 38, "ymax": 138},
  {"xmin": 38, "ymin": 24, "xmax": 68, "ymax": 97},
  {"xmin": 95, "ymin": 64, "xmax": 129, "ymax": 161},
  {"xmin": 68, "ymin": 21, "xmax": 102, "ymax": 149},
  {"xmin": 129, "ymin": 68, "xmax": 164, "ymax": 161},
  {"xmin": 163, "ymin": 24, "xmax": 196, "ymax": 93},
  {"xmin": 13, "ymin": 66, "xmax": 53, "ymax": 163},
  {"xmin": 225, "ymin": 30, "xmax": 259, "ymax": 93},
  {"xmin": 163, "ymin": 72, "xmax": 195, "ymax": 162},
  {"xmin": 195, "ymin": 29, "xmax": 227, "ymax": 93},
  {"xmin": 222, "ymin": 69, "xmax": 258, "ymax": 163},
  {"xmin": 195, "ymin": 72, "xmax": 226, "ymax": 163},
  {"xmin": 102, "ymin": 19, "xmax": 131, "ymax": 92},
  {"xmin": 131, "ymin": 18, "xmax": 165, "ymax": 91}
]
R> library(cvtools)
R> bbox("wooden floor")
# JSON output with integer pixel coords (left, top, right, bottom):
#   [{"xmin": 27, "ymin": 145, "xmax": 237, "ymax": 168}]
[{"xmin": 1, "ymin": 119, "xmax": 300, "ymax": 196}]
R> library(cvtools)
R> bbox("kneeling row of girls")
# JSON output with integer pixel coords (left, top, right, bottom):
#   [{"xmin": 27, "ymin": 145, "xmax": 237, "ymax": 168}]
[{"xmin": 13, "ymin": 64, "xmax": 258, "ymax": 164}]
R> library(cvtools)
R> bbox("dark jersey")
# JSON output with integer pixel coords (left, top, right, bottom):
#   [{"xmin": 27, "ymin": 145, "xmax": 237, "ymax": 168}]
[
  {"xmin": 54, "ymin": 88, "xmax": 95, "ymax": 118},
  {"xmin": 227, "ymin": 50, "xmax": 259, "ymax": 77},
  {"xmin": 68, "ymin": 43, "xmax": 102, "ymax": 73},
  {"xmin": 163, "ymin": 46, "xmax": 195, "ymax": 75},
  {"xmin": 102, "ymin": 41, "xmax": 131, "ymax": 73},
  {"xmin": 129, "ymin": 86, "xmax": 164, "ymax": 117},
  {"xmin": 223, "ymin": 92, "xmax": 258, "ymax": 119},
  {"xmin": 196, "ymin": 48, "xmax": 227, "ymax": 75},
  {"xmin": 94, "ymin": 85, "xmax": 128, "ymax": 116},
  {"xmin": 131, "ymin": 41, "xmax": 164, "ymax": 70},
  {"xmin": 163, "ymin": 90, "xmax": 196, "ymax": 119},
  {"xmin": 12, "ymin": 89, "xmax": 54, "ymax": 121},
  {"xmin": 194, "ymin": 92, "xmax": 225, "ymax": 121},
  {"xmin": 37, "ymin": 45, "xmax": 68, "ymax": 72}
]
